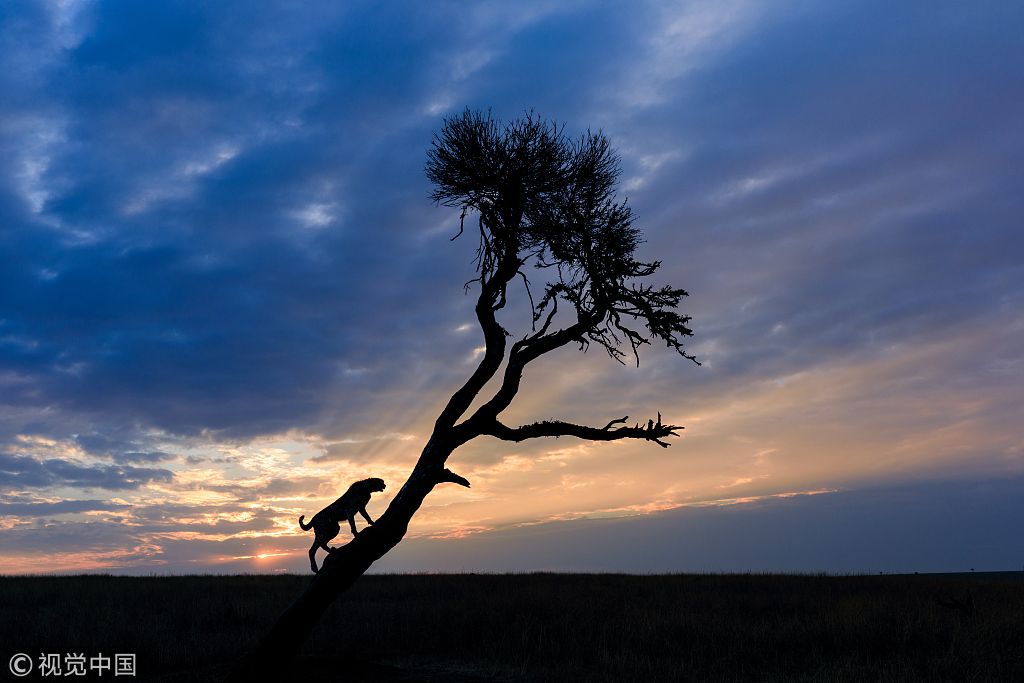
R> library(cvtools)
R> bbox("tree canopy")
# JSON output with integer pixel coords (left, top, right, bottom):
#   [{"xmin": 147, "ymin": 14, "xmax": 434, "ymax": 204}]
[{"xmin": 426, "ymin": 109, "xmax": 698, "ymax": 368}]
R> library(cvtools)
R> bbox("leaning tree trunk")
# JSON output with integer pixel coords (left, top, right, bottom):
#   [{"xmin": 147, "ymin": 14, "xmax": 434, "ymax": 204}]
[
  {"xmin": 231, "ymin": 436, "xmax": 464, "ymax": 677},
  {"xmin": 232, "ymin": 256, "xmax": 514, "ymax": 677}
]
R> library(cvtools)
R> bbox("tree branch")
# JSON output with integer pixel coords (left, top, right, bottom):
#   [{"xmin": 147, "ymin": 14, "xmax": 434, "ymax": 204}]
[
  {"xmin": 433, "ymin": 255, "xmax": 520, "ymax": 432},
  {"xmin": 484, "ymin": 412, "xmax": 682, "ymax": 448},
  {"xmin": 437, "ymin": 467, "xmax": 471, "ymax": 488},
  {"xmin": 453, "ymin": 313, "xmax": 601, "ymax": 444}
]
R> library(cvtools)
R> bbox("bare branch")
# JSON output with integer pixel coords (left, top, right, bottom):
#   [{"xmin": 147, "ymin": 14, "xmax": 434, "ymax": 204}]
[
  {"xmin": 484, "ymin": 413, "xmax": 682, "ymax": 448},
  {"xmin": 517, "ymin": 269, "xmax": 535, "ymax": 322},
  {"xmin": 450, "ymin": 207, "xmax": 466, "ymax": 241},
  {"xmin": 601, "ymin": 416, "xmax": 628, "ymax": 430},
  {"xmin": 453, "ymin": 314, "xmax": 600, "ymax": 443},
  {"xmin": 434, "ymin": 258, "xmax": 519, "ymax": 431},
  {"xmin": 437, "ymin": 468, "xmax": 472, "ymax": 488}
]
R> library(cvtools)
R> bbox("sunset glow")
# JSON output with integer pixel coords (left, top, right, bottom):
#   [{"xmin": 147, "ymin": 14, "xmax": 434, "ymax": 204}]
[{"xmin": 1, "ymin": 0, "xmax": 1022, "ymax": 575}]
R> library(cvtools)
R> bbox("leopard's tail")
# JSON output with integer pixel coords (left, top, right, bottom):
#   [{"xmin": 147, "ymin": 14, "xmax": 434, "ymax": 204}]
[{"xmin": 298, "ymin": 515, "xmax": 313, "ymax": 531}]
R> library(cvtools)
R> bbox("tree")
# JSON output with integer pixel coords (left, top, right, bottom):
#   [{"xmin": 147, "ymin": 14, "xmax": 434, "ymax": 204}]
[{"xmin": 235, "ymin": 109, "xmax": 698, "ymax": 676}]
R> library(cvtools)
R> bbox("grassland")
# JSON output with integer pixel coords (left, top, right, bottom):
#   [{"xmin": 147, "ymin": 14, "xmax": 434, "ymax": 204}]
[{"xmin": 0, "ymin": 572, "xmax": 1022, "ymax": 681}]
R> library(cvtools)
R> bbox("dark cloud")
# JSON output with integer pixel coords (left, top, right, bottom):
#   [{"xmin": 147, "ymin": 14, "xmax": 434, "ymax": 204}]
[
  {"xmin": 72, "ymin": 433, "xmax": 175, "ymax": 464},
  {"xmin": 617, "ymin": 1, "xmax": 1024, "ymax": 385},
  {"xmin": 0, "ymin": 499, "xmax": 128, "ymax": 516},
  {"xmin": 0, "ymin": 451, "xmax": 173, "ymax": 491},
  {"xmin": 0, "ymin": 519, "xmax": 143, "ymax": 555},
  {"xmin": 0, "ymin": 0, "xmax": 482, "ymax": 440}
]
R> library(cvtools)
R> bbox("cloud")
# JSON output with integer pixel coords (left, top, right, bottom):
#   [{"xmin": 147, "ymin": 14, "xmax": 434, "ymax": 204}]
[
  {"xmin": 5, "ymin": 0, "xmax": 1015, "ymax": 441},
  {"xmin": 0, "ymin": 451, "xmax": 173, "ymax": 491},
  {"xmin": 375, "ymin": 475, "xmax": 1024, "ymax": 574},
  {"xmin": 0, "ymin": 0, "xmax": 1022, "ymax": 572},
  {"xmin": 0, "ymin": 498, "xmax": 128, "ymax": 516},
  {"xmin": 2, "ymin": 475, "xmax": 1017, "ymax": 575},
  {"xmin": 72, "ymin": 432, "xmax": 176, "ymax": 464}
]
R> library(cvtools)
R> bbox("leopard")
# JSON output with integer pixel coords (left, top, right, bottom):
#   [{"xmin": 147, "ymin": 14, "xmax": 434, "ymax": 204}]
[{"xmin": 299, "ymin": 477, "xmax": 386, "ymax": 573}]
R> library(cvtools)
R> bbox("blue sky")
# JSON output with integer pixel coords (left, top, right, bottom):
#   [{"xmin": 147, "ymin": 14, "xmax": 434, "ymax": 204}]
[{"xmin": 0, "ymin": 0, "xmax": 1022, "ymax": 574}]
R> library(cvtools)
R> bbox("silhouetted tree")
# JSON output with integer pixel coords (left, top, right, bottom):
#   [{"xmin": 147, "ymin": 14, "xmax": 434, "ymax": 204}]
[{"xmin": 236, "ymin": 109, "xmax": 698, "ymax": 675}]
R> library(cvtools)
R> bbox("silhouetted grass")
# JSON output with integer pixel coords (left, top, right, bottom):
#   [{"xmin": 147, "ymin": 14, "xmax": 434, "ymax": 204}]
[{"xmin": 1, "ymin": 572, "xmax": 1022, "ymax": 681}]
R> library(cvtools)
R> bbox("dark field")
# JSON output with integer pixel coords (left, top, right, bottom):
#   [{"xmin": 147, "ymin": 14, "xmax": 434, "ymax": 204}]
[{"xmin": 1, "ymin": 573, "xmax": 1022, "ymax": 682}]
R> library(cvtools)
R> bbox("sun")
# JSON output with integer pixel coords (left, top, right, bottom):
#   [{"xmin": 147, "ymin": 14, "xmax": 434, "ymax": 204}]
[{"xmin": 254, "ymin": 551, "xmax": 289, "ymax": 561}]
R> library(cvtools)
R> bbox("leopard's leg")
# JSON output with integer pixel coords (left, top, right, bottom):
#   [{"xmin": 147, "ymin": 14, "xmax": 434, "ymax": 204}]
[
  {"xmin": 323, "ymin": 521, "xmax": 342, "ymax": 551},
  {"xmin": 308, "ymin": 540, "xmax": 320, "ymax": 573}
]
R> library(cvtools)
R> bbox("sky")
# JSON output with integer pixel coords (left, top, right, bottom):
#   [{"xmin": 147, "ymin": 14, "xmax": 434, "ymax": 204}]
[{"xmin": 0, "ymin": 0, "xmax": 1022, "ymax": 575}]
